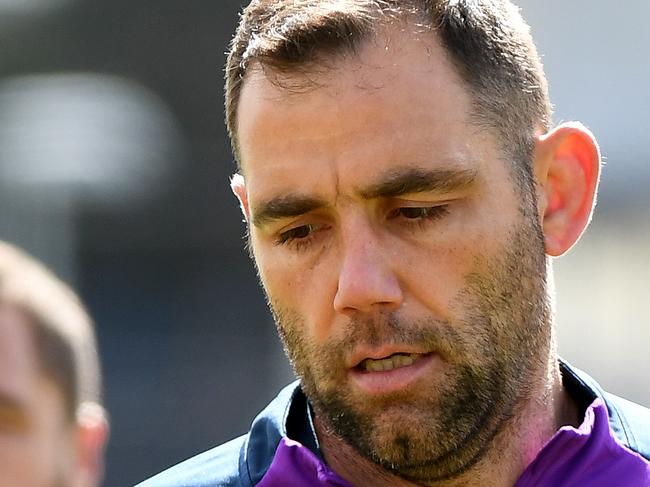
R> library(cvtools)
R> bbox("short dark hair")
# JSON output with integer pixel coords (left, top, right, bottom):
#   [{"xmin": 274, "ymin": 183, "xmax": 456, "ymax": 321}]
[
  {"xmin": 225, "ymin": 0, "xmax": 551, "ymax": 186},
  {"xmin": 0, "ymin": 241, "xmax": 102, "ymax": 421}
]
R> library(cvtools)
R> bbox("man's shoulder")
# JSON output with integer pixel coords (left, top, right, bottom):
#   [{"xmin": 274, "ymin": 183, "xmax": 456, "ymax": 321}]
[
  {"xmin": 604, "ymin": 390, "xmax": 650, "ymax": 460},
  {"xmin": 563, "ymin": 361, "xmax": 650, "ymax": 460},
  {"xmin": 134, "ymin": 382, "xmax": 302, "ymax": 487},
  {"xmin": 135, "ymin": 435, "xmax": 248, "ymax": 487}
]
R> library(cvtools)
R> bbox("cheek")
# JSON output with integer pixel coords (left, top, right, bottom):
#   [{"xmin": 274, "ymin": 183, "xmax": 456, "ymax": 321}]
[
  {"xmin": 256, "ymin": 244, "xmax": 339, "ymax": 319},
  {"xmin": 258, "ymin": 256, "xmax": 310, "ymax": 306},
  {"xmin": 392, "ymin": 235, "xmax": 481, "ymax": 317},
  {"xmin": 30, "ymin": 383, "xmax": 77, "ymax": 485},
  {"xmin": 0, "ymin": 435, "xmax": 62, "ymax": 487},
  {"xmin": 0, "ymin": 439, "xmax": 35, "ymax": 487}
]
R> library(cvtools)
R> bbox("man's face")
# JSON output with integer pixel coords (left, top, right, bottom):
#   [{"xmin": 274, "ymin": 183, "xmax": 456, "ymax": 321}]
[
  {"xmin": 0, "ymin": 304, "xmax": 76, "ymax": 487},
  {"xmin": 235, "ymin": 29, "xmax": 551, "ymax": 482}
]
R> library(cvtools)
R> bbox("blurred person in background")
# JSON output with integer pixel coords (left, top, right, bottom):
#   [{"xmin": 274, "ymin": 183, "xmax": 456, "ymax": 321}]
[
  {"xmin": 0, "ymin": 241, "xmax": 108, "ymax": 487},
  {"xmin": 139, "ymin": 0, "xmax": 650, "ymax": 486}
]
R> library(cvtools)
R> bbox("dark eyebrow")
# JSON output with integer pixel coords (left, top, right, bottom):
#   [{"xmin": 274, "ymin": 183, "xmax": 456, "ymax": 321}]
[
  {"xmin": 251, "ymin": 167, "xmax": 477, "ymax": 228},
  {"xmin": 252, "ymin": 194, "xmax": 328, "ymax": 227},
  {"xmin": 359, "ymin": 167, "xmax": 478, "ymax": 200}
]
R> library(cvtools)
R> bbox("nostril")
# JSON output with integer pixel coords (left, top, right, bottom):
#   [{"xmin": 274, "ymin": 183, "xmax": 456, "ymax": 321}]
[{"xmin": 333, "ymin": 271, "xmax": 403, "ymax": 313}]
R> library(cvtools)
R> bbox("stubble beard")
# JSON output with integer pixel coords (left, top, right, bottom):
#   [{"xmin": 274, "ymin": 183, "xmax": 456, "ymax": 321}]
[{"xmin": 267, "ymin": 214, "xmax": 551, "ymax": 484}]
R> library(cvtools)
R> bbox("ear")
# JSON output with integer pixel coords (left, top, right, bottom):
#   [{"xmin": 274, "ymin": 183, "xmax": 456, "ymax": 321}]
[
  {"xmin": 533, "ymin": 122, "xmax": 601, "ymax": 257},
  {"xmin": 73, "ymin": 403, "xmax": 109, "ymax": 487},
  {"xmin": 230, "ymin": 173, "xmax": 251, "ymax": 222}
]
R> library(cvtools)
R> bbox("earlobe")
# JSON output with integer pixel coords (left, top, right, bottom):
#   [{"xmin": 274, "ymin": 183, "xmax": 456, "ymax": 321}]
[
  {"xmin": 74, "ymin": 403, "xmax": 109, "ymax": 487},
  {"xmin": 533, "ymin": 122, "xmax": 601, "ymax": 256},
  {"xmin": 230, "ymin": 173, "xmax": 251, "ymax": 222}
]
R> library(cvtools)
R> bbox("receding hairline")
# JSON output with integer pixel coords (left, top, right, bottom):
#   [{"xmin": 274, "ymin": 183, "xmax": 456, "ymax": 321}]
[
  {"xmin": 230, "ymin": 16, "xmax": 452, "ymax": 159},
  {"xmin": 235, "ymin": 23, "xmax": 502, "ymax": 175},
  {"xmin": 226, "ymin": 0, "xmax": 551, "ymax": 191}
]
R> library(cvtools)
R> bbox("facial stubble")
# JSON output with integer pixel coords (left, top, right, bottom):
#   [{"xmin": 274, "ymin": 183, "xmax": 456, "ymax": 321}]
[{"xmin": 266, "ymin": 214, "xmax": 550, "ymax": 483}]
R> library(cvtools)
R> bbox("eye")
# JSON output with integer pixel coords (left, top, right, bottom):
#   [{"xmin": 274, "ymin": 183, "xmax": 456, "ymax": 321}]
[
  {"xmin": 276, "ymin": 223, "xmax": 318, "ymax": 245},
  {"xmin": 390, "ymin": 205, "xmax": 449, "ymax": 222}
]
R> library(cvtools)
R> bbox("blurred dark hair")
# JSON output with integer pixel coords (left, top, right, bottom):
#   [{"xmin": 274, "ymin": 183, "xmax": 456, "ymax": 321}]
[
  {"xmin": 0, "ymin": 241, "xmax": 102, "ymax": 421},
  {"xmin": 225, "ymin": 0, "xmax": 551, "ymax": 187}
]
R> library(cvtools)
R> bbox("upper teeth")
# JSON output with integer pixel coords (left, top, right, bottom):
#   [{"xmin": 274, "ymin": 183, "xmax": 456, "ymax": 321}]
[{"xmin": 361, "ymin": 353, "xmax": 420, "ymax": 372}]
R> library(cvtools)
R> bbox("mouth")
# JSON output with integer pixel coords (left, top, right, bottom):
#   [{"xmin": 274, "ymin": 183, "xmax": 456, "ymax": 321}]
[
  {"xmin": 350, "ymin": 351, "xmax": 439, "ymax": 395},
  {"xmin": 356, "ymin": 352, "xmax": 429, "ymax": 373}
]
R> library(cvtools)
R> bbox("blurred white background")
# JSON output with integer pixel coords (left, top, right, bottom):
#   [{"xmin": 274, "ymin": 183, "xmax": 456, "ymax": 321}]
[{"xmin": 518, "ymin": 0, "xmax": 650, "ymax": 406}]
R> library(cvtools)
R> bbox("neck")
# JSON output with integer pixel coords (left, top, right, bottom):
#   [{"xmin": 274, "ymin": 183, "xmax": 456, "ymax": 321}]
[{"xmin": 315, "ymin": 357, "xmax": 581, "ymax": 487}]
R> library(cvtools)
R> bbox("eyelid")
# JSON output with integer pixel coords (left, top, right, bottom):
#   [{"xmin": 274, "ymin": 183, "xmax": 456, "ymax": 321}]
[
  {"xmin": 387, "ymin": 200, "xmax": 451, "ymax": 222},
  {"xmin": 393, "ymin": 195, "xmax": 454, "ymax": 204},
  {"xmin": 385, "ymin": 198, "xmax": 453, "ymax": 214},
  {"xmin": 275, "ymin": 216, "xmax": 320, "ymax": 236},
  {"xmin": 275, "ymin": 220, "xmax": 331, "ymax": 248},
  {"xmin": 277, "ymin": 223, "xmax": 316, "ymax": 243}
]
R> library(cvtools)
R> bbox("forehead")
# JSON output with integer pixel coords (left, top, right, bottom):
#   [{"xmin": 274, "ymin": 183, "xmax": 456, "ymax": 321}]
[{"xmin": 236, "ymin": 26, "xmax": 503, "ymax": 204}]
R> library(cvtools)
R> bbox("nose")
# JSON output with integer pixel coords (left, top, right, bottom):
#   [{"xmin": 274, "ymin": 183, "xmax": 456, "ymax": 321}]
[{"xmin": 333, "ymin": 226, "xmax": 403, "ymax": 314}]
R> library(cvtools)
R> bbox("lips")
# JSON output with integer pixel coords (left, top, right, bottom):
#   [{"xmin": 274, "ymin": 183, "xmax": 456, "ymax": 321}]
[
  {"xmin": 349, "ymin": 349, "xmax": 439, "ymax": 394},
  {"xmin": 357, "ymin": 352, "xmax": 427, "ymax": 372}
]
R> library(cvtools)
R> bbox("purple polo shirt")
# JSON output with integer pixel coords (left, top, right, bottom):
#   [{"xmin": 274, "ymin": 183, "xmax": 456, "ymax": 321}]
[{"xmin": 257, "ymin": 398, "xmax": 650, "ymax": 486}]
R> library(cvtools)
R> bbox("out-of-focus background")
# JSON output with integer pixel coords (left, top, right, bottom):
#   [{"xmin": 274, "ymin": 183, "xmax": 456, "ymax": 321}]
[{"xmin": 0, "ymin": 0, "xmax": 647, "ymax": 484}]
